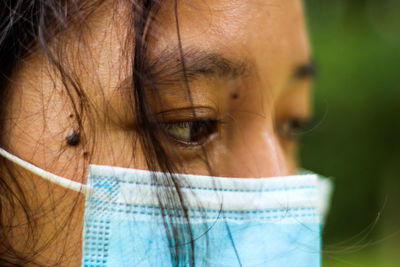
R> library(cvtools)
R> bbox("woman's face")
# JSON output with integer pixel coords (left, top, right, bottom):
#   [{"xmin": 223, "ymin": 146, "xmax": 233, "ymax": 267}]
[
  {"xmin": 2, "ymin": 0, "xmax": 312, "ymax": 264},
  {"xmin": 4, "ymin": 0, "xmax": 312, "ymax": 178}
]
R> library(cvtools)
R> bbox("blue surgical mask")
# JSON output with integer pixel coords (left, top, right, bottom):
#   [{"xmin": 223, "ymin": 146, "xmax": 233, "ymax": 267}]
[{"xmin": 0, "ymin": 148, "xmax": 332, "ymax": 267}]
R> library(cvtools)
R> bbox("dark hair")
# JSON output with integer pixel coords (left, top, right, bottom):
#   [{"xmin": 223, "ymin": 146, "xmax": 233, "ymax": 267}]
[{"xmin": 0, "ymin": 0, "xmax": 207, "ymax": 266}]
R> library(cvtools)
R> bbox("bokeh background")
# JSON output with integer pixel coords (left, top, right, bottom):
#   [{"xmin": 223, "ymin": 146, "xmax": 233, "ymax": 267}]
[{"xmin": 301, "ymin": 0, "xmax": 400, "ymax": 266}]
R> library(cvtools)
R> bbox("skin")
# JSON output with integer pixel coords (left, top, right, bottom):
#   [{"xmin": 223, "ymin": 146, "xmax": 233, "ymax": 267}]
[{"xmin": 1, "ymin": 0, "xmax": 312, "ymax": 265}]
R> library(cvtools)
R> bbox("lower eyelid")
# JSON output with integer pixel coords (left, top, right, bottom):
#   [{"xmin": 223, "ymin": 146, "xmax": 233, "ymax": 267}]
[{"xmin": 161, "ymin": 119, "xmax": 219, "ymax": 147}]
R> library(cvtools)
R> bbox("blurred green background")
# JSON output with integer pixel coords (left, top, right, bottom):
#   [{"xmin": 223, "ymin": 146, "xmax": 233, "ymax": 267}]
[{"xmin": 301, "ymin": 0, "xmax": 400, "ymax": 266}]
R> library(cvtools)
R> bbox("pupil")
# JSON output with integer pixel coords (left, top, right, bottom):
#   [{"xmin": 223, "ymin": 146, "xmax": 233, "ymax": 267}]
[
  {"xmin": 188, "ymin": 119, "xmax": 217, "ymax": 143},
  {"xmin": 189, "ymin": 122, "xmax": 205, "ymax": 142}
]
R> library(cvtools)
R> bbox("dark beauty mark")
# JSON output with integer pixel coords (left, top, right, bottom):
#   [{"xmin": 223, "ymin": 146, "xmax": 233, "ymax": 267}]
[
  {"xmin": 66, "ymin": 130, "xmax": 80, "ymax": 146},
  {"xmin": 231, "ymin": 93, "xmax": 239, "ymax": 99}
]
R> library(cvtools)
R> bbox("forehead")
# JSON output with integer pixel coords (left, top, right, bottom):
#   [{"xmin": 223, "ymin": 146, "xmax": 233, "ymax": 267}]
[
  {"xmin": 148, "ymin": 0, "xmax": 310, "ymax": 88},
  {"xmin": 17, "ymin": 0, "xmax": 310, "ymax": 104},
  {"xmin": 151, "ymin": 1, "xmax": 308, "ymax": 53}
]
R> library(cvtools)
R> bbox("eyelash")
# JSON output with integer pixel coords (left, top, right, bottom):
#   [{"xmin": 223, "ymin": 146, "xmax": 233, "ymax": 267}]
[{"xmin": 160, "ymin": 118, "xmax": 219, "ymax": 147}]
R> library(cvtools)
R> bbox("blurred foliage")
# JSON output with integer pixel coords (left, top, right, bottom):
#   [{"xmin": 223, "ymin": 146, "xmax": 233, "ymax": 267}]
[{"xmin": 301, "ymin": 0, "xmax": 400, "ymax": 266}]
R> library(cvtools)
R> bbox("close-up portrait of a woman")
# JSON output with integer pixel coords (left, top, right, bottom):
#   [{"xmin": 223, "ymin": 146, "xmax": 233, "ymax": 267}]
[{"xmin": 1, "ymin": 0, "xmax": 399, "ymax": 266}]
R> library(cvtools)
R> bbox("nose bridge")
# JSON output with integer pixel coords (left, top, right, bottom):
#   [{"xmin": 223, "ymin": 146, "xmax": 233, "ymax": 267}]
[
  {"xmin": 242, "ymin": 121, "xmax": 288, "ymax": 178},
  {"xmin": 220, "ymin": 121, "xmax": 289, "ymax": 178},
  {"xmin": 260, "ymin": 127, "xmax": 288, "ymax": 176}
]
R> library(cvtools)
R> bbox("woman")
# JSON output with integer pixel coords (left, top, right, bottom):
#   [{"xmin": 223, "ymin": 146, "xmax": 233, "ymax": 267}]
[{"xmin": 0, "ymin": 0, "xmax": 328, "ymax": 266}]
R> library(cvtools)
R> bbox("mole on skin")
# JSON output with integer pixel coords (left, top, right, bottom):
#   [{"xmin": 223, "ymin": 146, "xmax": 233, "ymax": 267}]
[{"xmin": 66, "ymin": 131, "xmax": 80, "ymax": 146}]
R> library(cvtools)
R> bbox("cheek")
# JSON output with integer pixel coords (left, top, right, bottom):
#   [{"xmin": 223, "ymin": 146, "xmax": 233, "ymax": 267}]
[{"xmin": 2, "ymin": 59, "xmax": 88, "ymax": 181}]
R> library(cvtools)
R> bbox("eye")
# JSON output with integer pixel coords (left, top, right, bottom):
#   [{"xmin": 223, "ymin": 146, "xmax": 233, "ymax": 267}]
[
  {"xmin": 276, "ymin": 118, "xmax": 314, "ymax": 140},
  {"xmin": 161, "ymin": 119, "xmax": 218, "ymax": 146}
]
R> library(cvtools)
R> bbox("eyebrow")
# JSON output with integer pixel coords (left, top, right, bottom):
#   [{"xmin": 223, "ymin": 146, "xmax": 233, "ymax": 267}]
[
  {"xmin": 143, "ymin": 48, "xmax": 315, "ymax": 87},
  {"xmin": 146, "ymin": 48, "xmax": 250, "ymax": 84}
]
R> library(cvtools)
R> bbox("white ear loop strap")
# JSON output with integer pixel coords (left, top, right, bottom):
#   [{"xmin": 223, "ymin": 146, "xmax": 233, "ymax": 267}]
[{"xmin": 0, "ymin": 148, "xmax": 90, "ymax": 195}]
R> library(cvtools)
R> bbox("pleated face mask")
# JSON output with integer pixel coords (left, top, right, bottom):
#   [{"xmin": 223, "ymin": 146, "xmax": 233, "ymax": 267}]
[{"xmin": 0, "ymin": 148, "xmax": 332, "ymax": 267}]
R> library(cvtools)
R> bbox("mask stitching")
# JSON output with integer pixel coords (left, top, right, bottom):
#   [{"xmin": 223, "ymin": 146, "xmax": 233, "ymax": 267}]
[
  {"xmin": 85, "ymin": 210, "xmax": 317, "ymax": 221},
  {"xmin": 91, "ymin": 175, "xmax": 316, "ymax": 193},
  {"xmin": 86, "ymin": 206, "xmax": 318, "ymax": 220},
  {"xmin": 91, "ymin": 203, "xmax": 317, "ymax": 214}
]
